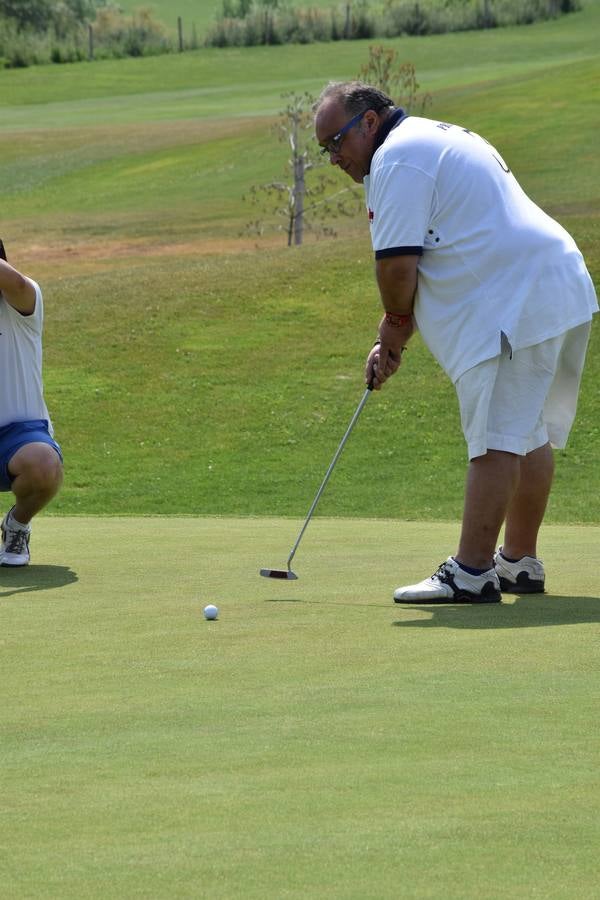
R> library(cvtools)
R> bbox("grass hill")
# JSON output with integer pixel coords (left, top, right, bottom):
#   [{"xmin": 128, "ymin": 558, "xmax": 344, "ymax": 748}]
[{"xmin": 0, "ymin": 2, "xmax": 598, "ymax": 520}]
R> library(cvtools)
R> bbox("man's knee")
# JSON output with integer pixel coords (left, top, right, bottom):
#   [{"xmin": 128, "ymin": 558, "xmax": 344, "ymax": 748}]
[{"xmin": 8, "ymin": 442, "xmax": 63, "ymax": 492}]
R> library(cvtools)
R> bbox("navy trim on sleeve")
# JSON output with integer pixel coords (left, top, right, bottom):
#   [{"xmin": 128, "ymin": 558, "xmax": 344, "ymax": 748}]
[{"xmin": 375, "ymin": 246, "xmax": 423, "ymax": 259}]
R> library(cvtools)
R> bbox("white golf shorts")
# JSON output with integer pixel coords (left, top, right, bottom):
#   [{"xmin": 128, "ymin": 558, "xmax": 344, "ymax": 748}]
[{"xmin": 456, "ymin": 321, "xmax": 592, "ymax": 460}]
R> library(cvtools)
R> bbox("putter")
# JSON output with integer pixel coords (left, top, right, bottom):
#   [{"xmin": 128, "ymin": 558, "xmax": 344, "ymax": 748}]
[{"xmin": 260, "ymin": 383, "xmax": 373, "ymax": 580}]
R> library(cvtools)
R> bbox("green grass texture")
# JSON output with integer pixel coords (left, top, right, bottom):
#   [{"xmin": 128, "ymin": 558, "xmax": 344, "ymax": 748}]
[
  {"xmin": 0, "ymin": 4, "xmax": 598, "ymax": 521},
  {"xmin": 2, "ymin": 516, "xmax": 599, "ymax": 899},
  {"xmin": 35, "ymin": 240, "xmax": 600, "ymax": 522},
  {"xmin": 1, "ymin": 6, "xmax": 598, "ymax": 110},
  {"xmin": 1, "ymin": 16, "xmax": 598, "ymax": 898}
]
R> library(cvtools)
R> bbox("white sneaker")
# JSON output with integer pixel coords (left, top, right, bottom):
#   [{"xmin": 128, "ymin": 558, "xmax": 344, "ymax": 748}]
[
  {"xmin": 394, "ymin": 556, "xmax": 501, "ymax": 604},
  {"xmin": 493, "ymin": 548, "xmax": 545, "ymax": 594},
  {"xmin": 1, "ymin": 507, "xmax": 31, "ymax": 567}
]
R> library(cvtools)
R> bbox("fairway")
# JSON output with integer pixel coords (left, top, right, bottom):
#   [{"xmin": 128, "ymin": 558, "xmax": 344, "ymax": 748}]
[
  {"xmin": 1, "ymin": 4, "xmax": 598, "ymax": 522},
  {"xmin": 2, "ymin": 516, "xmax": 599, "ymax": 898},
  {"xmin": 1, "ymin": 2, "xmax": 599, "ymax": 896}
]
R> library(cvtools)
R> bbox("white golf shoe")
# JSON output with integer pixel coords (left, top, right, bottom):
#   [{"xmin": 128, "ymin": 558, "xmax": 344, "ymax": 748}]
[
  {"xmin": 394, "ymin": 556, "xmax": 501, "ymax": 604},
  {"xmin": 1, "ymin": 507, "xmax": 31, "ymax": 567},
  {"xmin": 493, "ymin": 548, "xmax": 545, "ymax": 594}
]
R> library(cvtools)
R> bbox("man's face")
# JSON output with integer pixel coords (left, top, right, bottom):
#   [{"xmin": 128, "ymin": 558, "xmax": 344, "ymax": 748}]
[{"xmin": 315, "ymin": 99, "xmax": 377, "ymax": 183}]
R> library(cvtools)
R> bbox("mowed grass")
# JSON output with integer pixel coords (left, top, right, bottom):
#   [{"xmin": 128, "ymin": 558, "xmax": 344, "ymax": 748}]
[
  {"xmin": 1, "ymin": 2, "xmax": 599, "ymax": 111},
  {"xmin": 0, "ymin": 12, "xmax": 598, "ymax": 520},
  {"xmin": 2, "ymin": 517, "xmax": 600, "ymax": 898},
  {"xmin": 29, "ymin": 237, "xmax": 598, "ymax": 522},
  {"xmin": 0, "ymin": 13, "xmax": 599, "ymax": 899},
  {"xmin": 2, "ymin": 55, "xmax": 599, "ymax": 238},
  {"xmin": 2, "ymin": 5, "xmax": 598, "ymax": 244}
]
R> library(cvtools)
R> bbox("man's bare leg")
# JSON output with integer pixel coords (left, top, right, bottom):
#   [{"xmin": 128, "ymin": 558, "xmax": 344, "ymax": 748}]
[
  {"xmin": 501, "ymin": 441, "xmax": 554, "ymax": 560},
  {"xmin": 456, "ymin": 443, "xmax": 554, "ymax": 571},
  {"xmin": 456, "ymin": 450, "xmax": 520, "ymax": 571}
]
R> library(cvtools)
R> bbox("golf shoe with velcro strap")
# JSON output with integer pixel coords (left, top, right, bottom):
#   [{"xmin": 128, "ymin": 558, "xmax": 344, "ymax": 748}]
[
  {"xmin": 493, "ymin": 548, "xmax": 545, "ymax": 594},
  {"xmin": 1, "ymin": 507, "xmax": 31, "ymax": 567},
  {"xmin": 393, "ymin": 556, "xmax": 501, "ymax": 604}
]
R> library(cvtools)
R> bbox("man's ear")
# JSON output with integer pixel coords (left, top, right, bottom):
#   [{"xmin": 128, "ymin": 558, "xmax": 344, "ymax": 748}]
[{"xmin": 362, "ymin": 109, "xmax": 381, "ymax": 136}]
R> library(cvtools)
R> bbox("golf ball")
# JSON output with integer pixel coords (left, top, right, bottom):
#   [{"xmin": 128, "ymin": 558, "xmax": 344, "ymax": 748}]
[{"xmin": 204, "ymin": 604, "xmax": 219, "ymax": 620}]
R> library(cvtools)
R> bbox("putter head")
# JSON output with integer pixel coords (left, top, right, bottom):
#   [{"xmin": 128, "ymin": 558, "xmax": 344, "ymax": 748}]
[{"xmin": 260, "ymin": 568, "xmax": 298, "ymax": 580}]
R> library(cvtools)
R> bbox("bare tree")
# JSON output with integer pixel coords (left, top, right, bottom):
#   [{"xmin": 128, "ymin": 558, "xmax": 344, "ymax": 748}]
[
  {"xmin": 243, "ymin": 91, "xmax": 361, "ymax": 246},
  {"xmin": 244, "ymin": 51, "xmax": 431, "ymax": 246}
]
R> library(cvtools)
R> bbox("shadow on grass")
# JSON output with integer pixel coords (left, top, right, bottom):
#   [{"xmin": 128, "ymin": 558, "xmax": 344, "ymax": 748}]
[
  {"xmin": 393, "ymin": 594, "xmax": 600, "ymax": 629},
  {"xmin": 0, "ymin": 565, "xmax": 78, "ymax": 599}
]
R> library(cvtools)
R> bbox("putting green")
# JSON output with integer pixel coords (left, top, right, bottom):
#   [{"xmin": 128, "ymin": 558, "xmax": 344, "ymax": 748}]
[{"xmin": 2, "ymin": 516, "xmax": 599, "ymax": 898}]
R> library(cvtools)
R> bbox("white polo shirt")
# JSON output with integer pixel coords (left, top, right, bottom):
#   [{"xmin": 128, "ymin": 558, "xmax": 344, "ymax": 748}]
[
  {"xmin": 0, "ymin": 279, "xmax": 53, "ymax": 431},
  {"xmin": 364, "ymin": 116, "xmax": 598, "ymax": 383}
]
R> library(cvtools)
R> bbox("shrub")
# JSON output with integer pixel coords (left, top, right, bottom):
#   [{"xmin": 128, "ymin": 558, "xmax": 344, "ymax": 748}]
[
  {"xmin": 0, "ymin": 4, "xmax": 174, "ymax": 67},
  {"xmin": 205, "ymin": 0, "xmax": 583, "ymax": 47},
  {"xmin": 0, "ymin": 17, "xmax": 47, "ymax": 67}
]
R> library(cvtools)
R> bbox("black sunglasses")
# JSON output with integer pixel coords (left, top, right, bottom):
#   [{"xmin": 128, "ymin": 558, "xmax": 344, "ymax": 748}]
[{"xmin": 319, "ymin": 110, "xmax": 367, "ymax": 156}]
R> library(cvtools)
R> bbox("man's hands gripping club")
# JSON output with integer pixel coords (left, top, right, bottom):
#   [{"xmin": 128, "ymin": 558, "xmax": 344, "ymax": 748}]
[{"xmin": 366, "ymin": 311, "xmax": 415, "ymax": 389}]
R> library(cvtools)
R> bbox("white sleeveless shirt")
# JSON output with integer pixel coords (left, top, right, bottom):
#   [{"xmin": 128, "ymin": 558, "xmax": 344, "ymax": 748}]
[{"xmin": 0, "ymin": 279, "xmax": 53, "ymax": 432}]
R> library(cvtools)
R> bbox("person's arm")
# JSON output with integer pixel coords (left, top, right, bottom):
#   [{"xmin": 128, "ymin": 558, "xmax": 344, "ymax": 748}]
[
  {"xmin": 0, "ymin": 259, "xmax": 37, "ymax": 315},
  {"xmin": 365, "ymin": 254, "xmax": 419, "ymax": 390}
]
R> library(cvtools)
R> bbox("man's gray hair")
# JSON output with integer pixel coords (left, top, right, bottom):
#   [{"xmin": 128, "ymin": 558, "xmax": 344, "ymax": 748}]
[{"xmin": 315, "ymin": 81, "xmax": 395, "ymax": 116}]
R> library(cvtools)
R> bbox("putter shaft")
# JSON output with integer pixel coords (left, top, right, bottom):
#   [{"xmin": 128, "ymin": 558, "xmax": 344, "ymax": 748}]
[
  {"xmin": 285, "ymin": 384, "xmax": 372, "ymax": 571},
  {"xmin": 260, "ymin": 384, "xmax": 373, "ymax": 580}
]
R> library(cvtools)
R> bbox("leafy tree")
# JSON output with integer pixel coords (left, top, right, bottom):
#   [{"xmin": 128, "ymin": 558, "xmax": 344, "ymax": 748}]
[
  {"xmin": 0, "ymin": 0, "xmax": 54, "ymax": 31},
  {"xmin": 0, "ymin": 0, "xmax": 99, "ymax": 32}
]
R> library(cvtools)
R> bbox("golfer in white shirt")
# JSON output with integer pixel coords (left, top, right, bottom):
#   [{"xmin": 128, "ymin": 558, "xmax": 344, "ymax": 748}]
[
  {"xmin": 0, "ymin": 245, "xmax": 63, "ymax": 567},
  {"xmin": 315, "ymin": 82, "xmax": 598, "ymax": 603}
]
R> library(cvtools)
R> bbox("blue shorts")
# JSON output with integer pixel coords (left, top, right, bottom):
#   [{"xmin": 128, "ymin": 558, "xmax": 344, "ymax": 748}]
[{"xmin": 0, "ymin": 420, "xmax": 63, "ymax": 492}]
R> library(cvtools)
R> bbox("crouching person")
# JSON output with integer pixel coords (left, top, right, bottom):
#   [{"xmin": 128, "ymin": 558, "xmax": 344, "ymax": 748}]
[{"xmin": 0, "ymin": 242, "xmax": 63, "ymax": 566}]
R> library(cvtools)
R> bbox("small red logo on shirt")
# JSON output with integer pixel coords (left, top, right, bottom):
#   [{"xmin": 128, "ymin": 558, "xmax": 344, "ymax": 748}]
[{"xmin": 368, "ymin": 208, "xmax": 374, "ymax": 223}]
